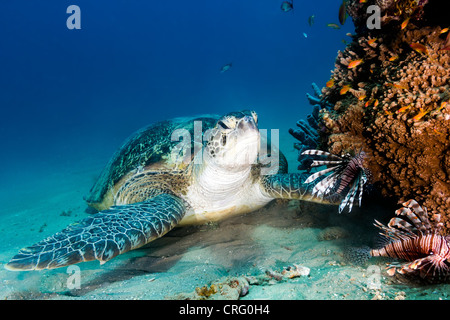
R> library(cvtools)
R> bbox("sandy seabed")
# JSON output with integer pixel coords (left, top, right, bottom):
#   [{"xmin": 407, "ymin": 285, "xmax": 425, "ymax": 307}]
[{"xmin": 0, "ymin": 143, "xmax": 449, "ymax": 301}]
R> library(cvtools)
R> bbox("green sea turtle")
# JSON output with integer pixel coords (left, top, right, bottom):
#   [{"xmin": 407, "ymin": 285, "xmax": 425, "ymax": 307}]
[{"xmin": 6, "ymin": 110, "xmax": 339, "ymax": 271}]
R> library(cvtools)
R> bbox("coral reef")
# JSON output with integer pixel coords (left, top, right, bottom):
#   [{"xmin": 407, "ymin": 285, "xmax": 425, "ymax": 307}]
[
  {"xmin": 295, "ymin": 0, "xmax": 450, "ymax": 230},
  {"xmin": 289, "ymin": 83, "xmax": 333, "ymax": 170}
]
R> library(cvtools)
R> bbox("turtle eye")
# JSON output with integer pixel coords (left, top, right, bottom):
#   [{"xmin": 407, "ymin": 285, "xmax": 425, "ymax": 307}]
[{"xmin": 218, "ymin": 120, "xmax": 230, "ymax": 130}]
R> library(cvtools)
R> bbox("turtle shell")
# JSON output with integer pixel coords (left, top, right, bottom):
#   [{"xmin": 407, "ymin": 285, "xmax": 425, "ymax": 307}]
[{"xmin": 85, "ymin": 114, "xmax": 219, "ymax": 210}]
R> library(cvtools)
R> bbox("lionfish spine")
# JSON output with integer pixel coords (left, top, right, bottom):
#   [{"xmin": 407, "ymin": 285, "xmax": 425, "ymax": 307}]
[
  {"xmin": 304, "ymin": 166, "xmax": 336, "ymax": 184},
  {"xmin": 301, "ymin": 149, "xmax": 343, "ymax": 161}
]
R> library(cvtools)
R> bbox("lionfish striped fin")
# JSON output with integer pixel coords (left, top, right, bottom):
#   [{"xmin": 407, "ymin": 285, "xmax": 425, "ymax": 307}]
[
  {"xmin": 311, "ymin": 160, "xmax": 344, "ymax": 167},
  {"xmin": 373, "ymin": 220, "xmax": 415, "ymax": 241},
  {"xmin": 311, "ymin": 170, "xmax": 341, "ymax": 197},
  {"xmin": 388, "ymin": 217, "xmax": 413, "ymax": 231},
  {"xmin": 386, "ymin": 266, "xmax": 397, "ymax": 276},
  {"xmin": 387, "ymin": 218, "xmax": 417, "ymax": 238},
  {"xmin": 374, "ymin": 220, "xmax": 393, "ymax": 238},
  {"xmin": 339, "ymin": 176, "xmax": 359, "ymax": 213},
  {"xmin": 408, "ymin": 200, "xmax": 433, "ymax": 233},
  {"xmin": 400, "ymin": 200, "xmax": 433, "ymax": 234},
  {"xmin": 385, "ymin": 261, "xmax": 406, "ymax": 275},
  {"xmin": 357, "ymin": 173, "xmax": 367, "ymax": 207},
  {"xmin": 301, "ymin": 149, "xmax": 343, "ymax": 161},
  {"xmin": 396, "ymin": 256, "xmax": 448, "ymax": 277},
  {"xmin": 301, "ymin": 149, "xmax": 369, "ymax": 213},
  {"xmin": 395, "ymin": 207, "xmax": 421, "ymax": 230},
  {"xmin": 304, "ymin": 166, "xmax": 337, "ymax": 184}
]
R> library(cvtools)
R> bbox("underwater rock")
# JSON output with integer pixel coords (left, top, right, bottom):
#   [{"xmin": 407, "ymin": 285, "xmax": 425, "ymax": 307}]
[
  {"xmin": 296, "ymin": 8, "xmax": 450, "ymax": 230},
  {"xmin": 260, "ymin": 264, "xmax": 310, "ymax": 282},
  {"xmin": 166, "ymin": 276, "xmax": 249, "ymax": 300},
  {"xmin": 166, "ymin": 263, "xmax": 310, "ymax": 300},
  {"xmin": 281, "ymin": 264, "xmax": 310, "ymax": 278}
]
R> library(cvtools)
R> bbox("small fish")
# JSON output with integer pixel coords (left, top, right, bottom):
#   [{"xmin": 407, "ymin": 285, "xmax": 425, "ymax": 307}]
[
  {"xmin": 338, "ymin": 0, "xmax": 347, "ymax": 25},
  {"xmin": 220, "ymin": 63, "xmax": 232, "ymax": 73},
  {"xmin": 346, "ymin": 32, "xmax": 353, "ymax": 37},
  {"xmin": 348, "ymin": 59, "xmax": 363, "ymax": 69},
  {"xmin": 387, "ymin": 83, "xmax": 408, "ymax": 90},
  {"xmin": 358, "ymin": 95, "xmax": 366, "ymax": 101},
  {"xmin": 308, "ymin": 15, "xmax": 315, "ymax": 26},
  {"xmin": 401, "ymin": 17, "xmax": 410, "ymax": 30},
  {"xmin": 397, "ymin": 104, "xmax": 411, "ymax": 113},
  {"xmin": 327, "ymin": 23, "xmax": 341, "ymax": 29},
  {"xmin": 389, "ymin": 55, "xmax": 399, "ymax": 61},
  {"xmin": 359, "ymin": 0, "xmax": 367, "ymax": 2},
  {"xmin": 413, "ymin": 108, "xmax": 429, "ymax": 121},
  {"xmin": 374, "ymin": 99, "xmax": 379, "ymax": 107},
  {"xmin": 410, "ymin": 43, "xmax": 428, "ymax": 55},
  {"xmin": 365, "ymin": 99, "xmax": 373, "ymax": 107},
  {"xmin": 367, "ymin": 38, "xmax": 377, "ymax": 45},
  {"xmin": 303, "ymin": 32, "xmax": 308, "ymax": 38},
  {"xmin": 385, "ymin": 110, "xmax": 393, "ymax": 115},
  {"xmin": 281, "ymin": 1, "xmax": 293, "ymax": 12},
  {"xmin": 440, "ymin": 28, "xmax": 449, "ymax": 34},
  {"xmin": 340, "ymin": 85, "xmax": 350, "ymax": 95},
  {"xmin": 326, "ymin": 79, "xmax": 335, "ymax": 88}
]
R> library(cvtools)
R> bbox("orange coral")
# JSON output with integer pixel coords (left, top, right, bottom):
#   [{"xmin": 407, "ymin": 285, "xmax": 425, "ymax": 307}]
[{"xmin": 317, "ymin": 24, "xmax": 450, "ymax": 231}]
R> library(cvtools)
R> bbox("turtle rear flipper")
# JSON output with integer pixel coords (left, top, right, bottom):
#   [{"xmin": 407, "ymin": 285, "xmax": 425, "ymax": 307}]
[{"xmin": 5, "ymin": 193, "xmax": 187, "ymax": 271}]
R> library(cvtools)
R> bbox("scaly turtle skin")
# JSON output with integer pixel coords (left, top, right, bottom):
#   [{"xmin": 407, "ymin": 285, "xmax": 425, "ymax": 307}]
[{"xmin": 6, "ymin": 110, "xmax": 340, "ymax": 271}]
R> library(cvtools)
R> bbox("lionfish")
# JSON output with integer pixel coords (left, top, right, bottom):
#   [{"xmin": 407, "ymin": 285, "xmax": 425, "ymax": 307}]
[
  {"xmin": 349, "ymin": 200, "xmax": 450, "ymax": 283},
  {"xmin": 301, "ymin": 149, "xmax": 369, "ymax": 213},
  {"xmin": 371, "ymin": 200, "xmax": 450, "ymax": 283}
]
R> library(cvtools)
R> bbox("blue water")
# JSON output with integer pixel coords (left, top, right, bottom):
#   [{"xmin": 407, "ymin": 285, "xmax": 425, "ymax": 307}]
[
  {"xmin": 0, "ymin": 0, "xmax": 378, "ymax": 301},
  {"xmin": 0, "ymin": 0, "xmax": 353, "ymax": 191}
]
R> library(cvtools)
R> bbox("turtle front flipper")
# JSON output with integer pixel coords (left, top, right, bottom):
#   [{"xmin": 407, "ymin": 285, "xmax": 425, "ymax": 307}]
[
  {"xmin": 260, "ymin": 173, "xmax": 342, "ymax": 205},
  {"xmin": 5, "ymin": 193, "xmax": 187, "ymax": 271}
]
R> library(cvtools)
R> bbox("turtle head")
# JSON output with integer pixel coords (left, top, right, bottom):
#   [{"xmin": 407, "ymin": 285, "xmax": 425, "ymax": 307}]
[{"xmin": 205, "ymin": 110, "xmax": 260, "ymax": 171}]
